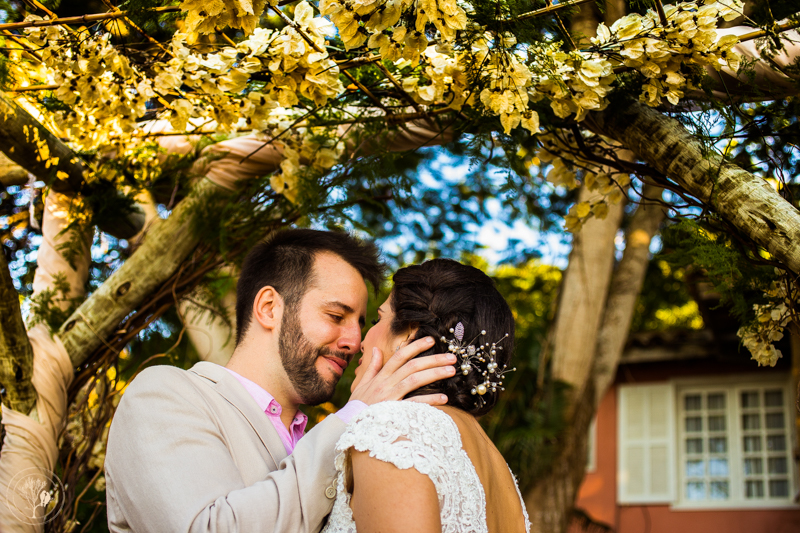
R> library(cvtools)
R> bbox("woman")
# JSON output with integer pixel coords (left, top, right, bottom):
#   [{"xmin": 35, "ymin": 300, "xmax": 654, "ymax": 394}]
[{"xmin": 323, "ymin": 259, "xmax": 530, "ymax": 533}]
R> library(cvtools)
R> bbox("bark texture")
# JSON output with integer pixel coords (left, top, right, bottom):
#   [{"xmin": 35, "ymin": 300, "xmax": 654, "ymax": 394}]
[
  {"xmin": 58, "ymin": 178, "xmax": 223, "ymax": 366},
  {"xmin": 591, "ymin": 100, "xmax": 800, "ymax": 275},
  {"xmin": 0, "ymin": 152, "xmax": 28, "ymax": 188},
  {"xmin": 525, "ymin": 380, "xmax": 598, "ymax": 533},
  {"xmin": 0, "ymin": 250, "xmax": 36, "ymax": 414},
  {"xmin": 549, "ymin": 186, "xmax": 625, "ymax": 406},
  {"xmin": 526, "ymin": 185, "xmax": 665, "ymax": 533},
  {"xmin": 593, "ymin": 184, "xmax": 666, "ymax": 403},
  {"xmin": 528, "ymin": 184, "xmax": 623, "ymax": 533},
  {"xmin": 0, "ymin": 91, "xmax": 87, "ymax": 192}
]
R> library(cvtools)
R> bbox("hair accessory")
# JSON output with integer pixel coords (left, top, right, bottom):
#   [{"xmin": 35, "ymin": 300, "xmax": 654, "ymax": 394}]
[{"xmin": 440, "ymin": 322, "xmax": 515, "ymax": 407}]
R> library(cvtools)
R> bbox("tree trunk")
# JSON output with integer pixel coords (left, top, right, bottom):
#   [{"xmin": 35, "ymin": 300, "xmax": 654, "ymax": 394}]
[
  {"xmin": 525, "ymin": 379, "xmax": 598, "ymax": 533},
  {"xmin": 527, "ymin": 184, "xmax": 623, "ymax": 533},
  {"xmin": 525, "ymin": 187, "xmax": 666, "ymax": 533},
  {"xmin": 593, "ymin": 183, "xmax": 666, "ymax": 402},
  {"xmin": 549, "ymin": 186, "xmax": 625, "ymax": 411},
  {"xmin": 590, "ymin": 100, "xmax": 800, "ymax": 275},
  {"xmin": 0, "ymin": 251, "xmax": 36, "ymax": 414}
]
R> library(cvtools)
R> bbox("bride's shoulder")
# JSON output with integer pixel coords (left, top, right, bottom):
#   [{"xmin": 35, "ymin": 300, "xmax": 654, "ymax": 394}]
[{"xmin": 336, "ymin": 401, "xmax": 461, "ymax": 452}]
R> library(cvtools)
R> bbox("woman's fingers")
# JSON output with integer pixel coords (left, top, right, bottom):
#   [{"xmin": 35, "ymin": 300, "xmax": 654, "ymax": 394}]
[
  {"xmin": 390, "ymin": 364, "xmax": 456, "ymax": 399},
  {"xmin": 379, "ymin": 336, "xmax": 436, "ymax": 375},
  {"xmin": 404, "ymin": 393, "xmax": 449, "ymax": 405},
  {"xmin": 359, "ymin": 347, "xmax": 384, "ymax": 384},
  {"xmin": 384, "ymin": 349, "xmax": 456, "ymax": 385},
  {"xmin": 349, "ymin": 341, "xmax": 456, "ymax": 405}
]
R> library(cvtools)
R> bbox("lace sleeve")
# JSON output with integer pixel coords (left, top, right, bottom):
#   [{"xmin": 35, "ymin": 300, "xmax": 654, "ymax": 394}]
[{"xmin": 330, "ymin": 401, "xmax": 488, "ymax": 533}]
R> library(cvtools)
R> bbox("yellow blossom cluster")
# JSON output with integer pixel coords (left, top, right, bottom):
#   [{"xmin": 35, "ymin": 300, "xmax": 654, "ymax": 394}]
[
  {"xmin": 400, "ymin": 35, "xmax": 540, "ymax": 135},
  {"xmin": 155, "ymin": 2, "xmax": 343, "ymax": 132},
  {"xmin": 590, "ymin": 0, "xmax": 743, "ymax": 107},
  {"xmin": 319, "ymin": 0, "xmax": 467, "ymax": 60},
  {"xmin": 536, "ymin": 134, "xmax": 629, "ymax": 232},
  {"xmin": 533, "ymin": 46, "xmax": 615, "ymax": 122},
  {"xmin": 25, "ymin": 19, "xmax": 154, "ymax": 150},
  {"xmin": 180, "ymin": 0, "xmax": 271, "ymax": 37},
  {"xmin": 23, "ymin": 0, "xmax": 747, "ymax": 202},
  {"xmin": 270, "ymin": 125, "xmax": 345, "ymax": 203},
  {"xmin": 738, "ymin": 277, "xmax": 794, "ymax": 367},
  {"xmin": 401, "ymin": 45, "xmax": 469, "ymax": 110}
]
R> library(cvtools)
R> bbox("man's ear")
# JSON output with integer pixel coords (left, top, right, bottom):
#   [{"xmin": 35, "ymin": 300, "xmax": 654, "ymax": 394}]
[{"xmin": 252, "ymin": 286, "xmax": 284, "ymax": 332}]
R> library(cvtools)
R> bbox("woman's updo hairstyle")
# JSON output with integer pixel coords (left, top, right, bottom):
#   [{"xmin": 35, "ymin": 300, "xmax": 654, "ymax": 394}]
[{"xmin": 390, "ymin": 259, "xmax": 515, "ymax": 416}]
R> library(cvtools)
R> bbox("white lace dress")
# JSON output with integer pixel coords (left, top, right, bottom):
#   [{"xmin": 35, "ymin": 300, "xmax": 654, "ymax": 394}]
[{"xmin": 321, "ymin": 401, "xmax": 530, "ymax": 533}]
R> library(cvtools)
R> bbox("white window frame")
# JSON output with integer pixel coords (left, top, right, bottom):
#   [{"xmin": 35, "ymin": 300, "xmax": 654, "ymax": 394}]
[
  {"xmin": 673, "ymin": 375, "xmax": 798, "ymax": 510},
  {"xmin": 587, "ymin": 415, "xmax": 597, "ymax": 473},
  {"xmin": 616, "ymin": 374, "xmax": 799, "ymax": 510}
]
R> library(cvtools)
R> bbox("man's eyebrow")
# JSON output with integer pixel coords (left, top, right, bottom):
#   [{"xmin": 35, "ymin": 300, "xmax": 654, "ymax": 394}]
[{"xmin": 324, "ymin": 300, "xmax": 366, "ymax": 326}]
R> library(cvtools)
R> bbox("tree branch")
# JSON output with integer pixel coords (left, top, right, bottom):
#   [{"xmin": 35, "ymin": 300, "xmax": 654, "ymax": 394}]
[
  {"xmin": 0, "ymin": 91, "xmax": 87, "ymax": 193},
  {"xmin": 588, "ymin": 99, "xmax": 800, "ymax": 275},
  {"xmin": 0, "ymin": 249, "xmax": 36, "ymax": 414},
  {"xmin": 0, "ymin": 152, "xmax": 28, "ymax": 188}
]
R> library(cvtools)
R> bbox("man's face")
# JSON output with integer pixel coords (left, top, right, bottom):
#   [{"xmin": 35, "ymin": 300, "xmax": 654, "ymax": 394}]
[{"xmin": 278, "ymin": 252, "xmax": 368, "ymax": 405}]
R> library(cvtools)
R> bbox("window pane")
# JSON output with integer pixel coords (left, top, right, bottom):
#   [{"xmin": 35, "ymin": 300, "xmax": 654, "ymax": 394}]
[
  {"xmin": 767, "ymin": 435, "xmax": 786, "ymax": 452},
  {"xmin": 765, "ymin": 412, "xmax": 784, "ymax": 430},
  {"xmin": 743, "ymin": 436, "xmax": 762, "ymax": 452},
  {"xmin": 708, "ymin": 415, "xmax": 726, "ymax": 431},
  {"xmin": 686, "ymin": 438, "xmax": 703, "ymax": 454},
  {"xmin": 686, "ymin": 460, "xmax": 705, "ymax": 477},
  {"xmin": 709, "ymin": 437, "xmax": 727, "ymax": 453},
  {"xmin": 746, "ymin": 480, "xmax": 764, "ymax": 499},
  {"xmin": 744, "ymin": 458, "xmax": 763, "ymax": 475},
  {"xmin": 764, "ymin": 390, "xmax": 783, "ymax": 407},
  {"xmin": 709, "ymin": 458, "xmax": 729, "ymax": 476},
  {"xmin": 741, "ymin": 391, "xmax": 759, "ymax": 409},
  {"xmin": 686, "ymin": 481, "xmax": 705, "ymax": 500},
  {"xmin": 710, "ymin": 481, "xmax": 729, "ymax": 500},
  {"xmin": 684, "ymin": 394, "xmax": 702, "ymax": 411},
  {"xmin": 768, "ymin": 457, "xmax": 788, "ymax": 475},
  {"xmin": 742, "ymin": 413, "xmax": 760, "ymax": 430},
  {"xmin": 685, "ymin": 417, "xmax": 702, "ymax": 432},
  {"xmin": 769, "ymin": 479, "xmax": 789, "ymax": 498},
  {"xmin": 708, "ymin": 393, "xmax": 725, "ymax": 410}
]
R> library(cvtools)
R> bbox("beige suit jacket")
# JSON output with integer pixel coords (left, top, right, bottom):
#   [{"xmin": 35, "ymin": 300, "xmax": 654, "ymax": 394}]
[{"xmin": 105, "ymin": 362, "xmax": 345, "ymax": 533}]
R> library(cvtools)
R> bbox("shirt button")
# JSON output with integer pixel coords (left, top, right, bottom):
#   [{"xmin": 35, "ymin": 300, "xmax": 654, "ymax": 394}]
[
  {"xmin": 270, "ymin": 407, "xmax": 278, "ymax": 414},
  {"xmin": 325, "ymin": 486, "xmax": 336, "ymax": 499}
]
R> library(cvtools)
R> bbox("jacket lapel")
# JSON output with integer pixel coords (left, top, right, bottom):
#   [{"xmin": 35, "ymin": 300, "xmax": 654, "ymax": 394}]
[{"xmin": 188, "ymin": 362, "xmax": 288, "ymax": 469}]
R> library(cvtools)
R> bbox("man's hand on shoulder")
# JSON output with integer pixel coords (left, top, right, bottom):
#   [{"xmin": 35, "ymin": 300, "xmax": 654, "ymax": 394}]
[{"xmin": 349, "ymin": 337, "xmax": 456, "ymax": 406}]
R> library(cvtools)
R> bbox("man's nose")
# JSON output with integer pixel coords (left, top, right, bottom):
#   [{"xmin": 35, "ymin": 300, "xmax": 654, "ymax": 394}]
[{"xmin": 337, "ymin": 324, "xmax": 362, "ymax": 355}]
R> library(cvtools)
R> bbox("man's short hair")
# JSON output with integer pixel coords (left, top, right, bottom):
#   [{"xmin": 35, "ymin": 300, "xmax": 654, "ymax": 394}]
[{"xmin": 235, "ymin": 229, "xmax": 384, "ymax": 345}]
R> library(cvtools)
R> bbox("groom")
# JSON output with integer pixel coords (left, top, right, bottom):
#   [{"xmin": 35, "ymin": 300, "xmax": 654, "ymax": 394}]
[{"xmin": 105, "ymin": 229, "xmax": 456, "ymax": 532}]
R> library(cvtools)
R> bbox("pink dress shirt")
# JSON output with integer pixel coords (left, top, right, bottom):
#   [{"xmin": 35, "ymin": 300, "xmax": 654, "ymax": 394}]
[{"xmin": 224, "ymin": 368, "xmax": 366, "ymax": 454}]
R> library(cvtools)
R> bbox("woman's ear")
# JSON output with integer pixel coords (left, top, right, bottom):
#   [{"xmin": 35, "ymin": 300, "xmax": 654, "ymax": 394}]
[
  {"xmin": 394, "ymin": 327, "xmax": 419, "ymax": 352},
  {"xmin": 252, "ymin": 286, "xmax": 283, "ymax": 332}
]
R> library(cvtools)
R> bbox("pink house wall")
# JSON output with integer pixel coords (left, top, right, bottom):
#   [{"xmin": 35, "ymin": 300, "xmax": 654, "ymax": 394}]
[{"xmin": 573, "ymin": 366, "xmax": 800, "ymax": 533}]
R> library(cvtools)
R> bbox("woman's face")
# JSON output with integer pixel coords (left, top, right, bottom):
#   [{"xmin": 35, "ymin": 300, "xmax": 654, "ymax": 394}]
[{"xmin": 351, "ymin": 293, "xmax": 411, "ymax": 392}]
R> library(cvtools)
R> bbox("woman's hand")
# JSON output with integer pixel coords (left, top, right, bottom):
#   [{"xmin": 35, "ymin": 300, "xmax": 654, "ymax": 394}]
[{"xmin": 349, "ymin": 337, "xmax": 456, "ymax": 405}]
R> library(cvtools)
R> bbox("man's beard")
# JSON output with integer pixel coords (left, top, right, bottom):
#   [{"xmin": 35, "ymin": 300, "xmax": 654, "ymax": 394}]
[{"xmin": 278, "ymin": 306, "xmax": 346, "ymax": 405}]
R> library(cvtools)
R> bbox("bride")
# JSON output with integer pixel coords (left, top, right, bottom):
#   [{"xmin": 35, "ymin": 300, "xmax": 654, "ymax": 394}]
[{"xmin": 323, "ymin": 258, "xmax": 530, "ymax": 533}]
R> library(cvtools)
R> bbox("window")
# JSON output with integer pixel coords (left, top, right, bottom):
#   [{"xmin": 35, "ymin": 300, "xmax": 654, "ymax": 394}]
[
  {"xmin": 618, "ymin": 377, "xmax": 796, "ymax": 508},
  {"xmin": 587, "ymin": 416, "xmax": 597, "ymax": 472}
]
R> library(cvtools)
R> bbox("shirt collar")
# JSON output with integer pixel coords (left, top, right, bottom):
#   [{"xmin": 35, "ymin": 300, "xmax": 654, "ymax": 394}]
[{"xmin": 223, "ymin": 367, "xmax": 308, "ymax": 427}]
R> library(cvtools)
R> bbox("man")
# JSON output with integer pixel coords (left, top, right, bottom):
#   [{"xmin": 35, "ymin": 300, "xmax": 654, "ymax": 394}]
[{"xmin": 105, "ymin": 229, "xmax": 456, "ymax": 532}]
